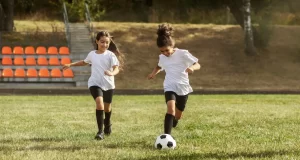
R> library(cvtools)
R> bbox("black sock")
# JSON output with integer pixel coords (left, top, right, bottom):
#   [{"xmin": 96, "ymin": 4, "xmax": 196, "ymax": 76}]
[
  {"xmin": 104, "ymin": 110, "xmax": 112, "ymax": 125},
  {"xmin": 164, "ymin": 113, "xmax": 174, "ymax": 134},
  {"xmin": 96, "ymin": 110, "xmax": 104, "ymax": 133}
]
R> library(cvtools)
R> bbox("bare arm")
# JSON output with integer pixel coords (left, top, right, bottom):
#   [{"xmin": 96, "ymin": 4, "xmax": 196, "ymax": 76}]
[
  {"xmin": 104, "ymin": 65, "xmax": 119, "ymax": 76},
  {"xmin": 185, "ymin": 62, "xmax": 201, "ymax": 74},
  {"xmin": 147, "ymin": 66, "xmax": 162, "ymax": 80},
  {"xmin": 62, "ymin": 60, "xmax": 88, "ymax": 70}
]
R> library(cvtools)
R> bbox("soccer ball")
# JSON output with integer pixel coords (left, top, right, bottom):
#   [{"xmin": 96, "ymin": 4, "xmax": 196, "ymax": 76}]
[{"xmin": 154, "ymin": 134, "xmax": 176, "ymax": 150}]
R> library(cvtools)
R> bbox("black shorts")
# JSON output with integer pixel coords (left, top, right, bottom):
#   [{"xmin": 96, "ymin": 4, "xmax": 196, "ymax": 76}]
[
  {"xmin": 89, "ymin": 86, "xmax": 114, "ymax": 103},
  {"xmin": 165, "ymin": 91, "xmax": 189, "ymax": 111}
]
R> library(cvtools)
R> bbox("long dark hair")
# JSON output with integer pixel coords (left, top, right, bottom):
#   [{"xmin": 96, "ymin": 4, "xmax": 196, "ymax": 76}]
[
  {"xmin": 156, "ymin": 23, "xmax": 175, "ymax": 48},
  {"xmin": 95, "ymin": 31, "xmax": 125, "ymax": 71}
]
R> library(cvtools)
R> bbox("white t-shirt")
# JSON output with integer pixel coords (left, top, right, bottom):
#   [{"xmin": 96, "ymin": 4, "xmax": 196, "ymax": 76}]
[
  {"xmin": 158, "ymin": 48, "xmax": 198, "ymax": 95},
  {"xmin": 84, "ymin": 50, "xmax": 119, "ymax": 90}
]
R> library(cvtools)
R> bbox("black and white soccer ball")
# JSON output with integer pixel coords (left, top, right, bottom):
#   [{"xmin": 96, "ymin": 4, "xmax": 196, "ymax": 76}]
[{"xmin": 154, "ymin": 134, "xmax": 176, "ymax": 150}]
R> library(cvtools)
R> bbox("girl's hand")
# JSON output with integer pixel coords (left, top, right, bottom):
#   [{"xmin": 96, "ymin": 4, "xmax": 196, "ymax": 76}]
[
  {"xmin": 185, "ymin": 67, "xmax": 194, "ymax": 74},
  {"xmin": 62, "ymin": 64, "xmax": 71, "ymax": 70},
  {"xmin": 104, "ymin": 70, "xmax": 114, "ymax": 76},
  {"xmin": 147, "ymin": 73, "xmax": 155, "ymax": 80}
]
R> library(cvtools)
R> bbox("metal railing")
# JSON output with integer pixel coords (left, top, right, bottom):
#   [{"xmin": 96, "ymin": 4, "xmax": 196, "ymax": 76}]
[
  {"xmin": 63, "ymin": 2, "xmax": 71, "ymax": 49},
  {"xmin": 84, "ymin": 2, "xmax": 95, "ymax": 47}
]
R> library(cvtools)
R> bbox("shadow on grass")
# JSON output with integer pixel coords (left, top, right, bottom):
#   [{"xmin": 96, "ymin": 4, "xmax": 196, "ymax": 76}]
[
  {"xmin": 104, "ymin": 140, "xmax": 153, "ymax": 150},
  {"xmin": 134, "ymin": 149, "xmax": 299, "ymax": 160},
  {"xmin": 0, "ymin": 137, "xmax": 65, "ymax": 143},
  {"xmin": 1, "ymin": 145, "xmax": 85, "ymax": 152}
]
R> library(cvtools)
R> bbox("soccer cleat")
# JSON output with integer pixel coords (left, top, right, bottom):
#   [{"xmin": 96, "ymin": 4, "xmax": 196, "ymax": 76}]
[
  {"xmin": 95, "ymin": 131, "xmax": 104, "ymax": 140},
  {"xmin": 173, "ymin": 119, "xmax": 178, "ymax": 128},
  {"xmin": 104, "ymin": 124, "xmax": 112, "ymax": 135}
]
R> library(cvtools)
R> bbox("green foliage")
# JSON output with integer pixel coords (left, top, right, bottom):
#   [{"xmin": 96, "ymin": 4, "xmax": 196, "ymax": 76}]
[
  {"xmin": 64, "ymin": 1, "xmax": 85, "ymax": 22},
  {"xmin": 252, "ymin": 5, "xmax": 273, "ymax": 48}
]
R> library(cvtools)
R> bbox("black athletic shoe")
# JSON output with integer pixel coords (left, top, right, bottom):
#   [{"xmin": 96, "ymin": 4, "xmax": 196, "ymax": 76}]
[
  {"xmin": 173, "ymin": 119, "xmax": 178, "ymax": 128},
  {"xmin": 104, "ymin": 124, "xmax": 112, "ymax": 135},
  {"xmin": 95, "ymin": 131, "xmax": 104, "ymax": 140}
]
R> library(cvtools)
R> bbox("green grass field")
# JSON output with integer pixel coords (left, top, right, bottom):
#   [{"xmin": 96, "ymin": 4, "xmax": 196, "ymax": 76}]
[{"xmin": 1, "ymin": 95, "xmax": 300, "ymax": 160}]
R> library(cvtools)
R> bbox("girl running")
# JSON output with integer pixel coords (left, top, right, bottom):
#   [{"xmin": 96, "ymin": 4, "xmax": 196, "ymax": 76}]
[
  {"xmin": 63, "ymin": 31, "xmax": 124, "ymax": 140},
  {"xmin": 147, "ymin": 23, "xmax": 200, "ymax": 135}
]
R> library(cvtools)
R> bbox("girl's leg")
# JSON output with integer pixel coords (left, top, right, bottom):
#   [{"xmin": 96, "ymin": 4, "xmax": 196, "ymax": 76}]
[
  {"xmin": 173, "ymin": 94, "xmax": 188, "ymax": 128},
  {"xmin": 103, "ymin": 89, "xmax": 114, "ymax": 135},
  {"xmin": 104, "ymin": 102, "xmax": 112, "ymax": 135},
  {"xmin": 89, "ymin": 86, "xmax": 105, "ymax": 140},
  {"xmin": 164, "ymin": 91, "xmax": 176, "ymax": 134}
]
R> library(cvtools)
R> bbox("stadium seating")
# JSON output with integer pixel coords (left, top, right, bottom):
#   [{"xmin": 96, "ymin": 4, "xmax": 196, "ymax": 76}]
[
  {"xmin": 51, "ymin": 68, "xmax": 62, "ymax": 78},
  {"xmin": 25, "ymin": 46, "xmax": 35, "ymax": 55},
  {"xmin": 14, "ymin": 68, "xmax": 26, "ymax": 78},
  {"xmin": 1, "ymin": 68, "xmax": 13, "ymax": 78},
  {"xmin": 39, "ymin": 68, "xmax": 50, "ymax": 78},
  {"xmin": 61, "ymin": 57, "xmax": 71, "ymax": 65},
  {"xmin": 37, "ymin": 57, "xmax": 48, "ymax": 66},
  {"xmin": 14, "ymin": 56, "xmax": 25, "ymax": 66},
  {"xmin": 63, "ymin": 68, "xmax": 74, "ymax": 78},
  {"xmin": 59, "ymin": 46, "xmax": 70, "ymax": 55},
  {"xmin": 2, "ymin": 57, "xmax": 13, "ymax": 65},
  {"xmin": 26, "ymin": 68, "xmax": 38, "ymax": 78},
  {"xmin": 0, "ymin": 46, "xmax": 74, "ymax": 82},
  {"xmin": 36, "ymin": 46, "xmax": 47, "ymax": 55},
  {"xmin": 49, "ymin": 57, "xmax": 60, "ymax": 66},
  {"xmin": 48, "ymin": 46, "xmax": 58, "ymax": 55},
  {"xmin": 1, "ymin": 46, "xmax": 12, "ymax": 54},
  {"xmin": 13, "ymin": 46, "xmax": 24, "ymax": 55},
  {"xmin": 25, "ymin": 57, "xmax": 37, "ymax": 66}
]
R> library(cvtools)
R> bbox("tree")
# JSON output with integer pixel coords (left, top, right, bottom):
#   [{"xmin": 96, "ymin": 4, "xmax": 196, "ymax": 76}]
[
  {"xmin": 243, "ymin": 0, "xmax": 257, "ymax": 55},
  {"xmin": 0, "ymin": 0, "xmax": 14, "ymax": 32}
]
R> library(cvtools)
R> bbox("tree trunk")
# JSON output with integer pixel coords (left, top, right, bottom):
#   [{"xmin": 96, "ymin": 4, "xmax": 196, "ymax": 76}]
[
  {"xmin": 243, "ymin": 0, "xmax": 256, "ymax": 56},
  {"xmin": 1, "ymin": 0, "xmax": 14, "ymax": 32},
  {"xmin": 0, "ymin": 3, "xmax": 3, "ymax": 31}
]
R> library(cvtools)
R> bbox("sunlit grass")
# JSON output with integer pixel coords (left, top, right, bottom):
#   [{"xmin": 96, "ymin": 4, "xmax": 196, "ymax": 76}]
[
  {"xmin": 1, "ymin": 95, "xmax": 300, "ymax": 160},
  {"xmin": 14, "ymin": 20, "xmax": 65, "ymax": 32}
]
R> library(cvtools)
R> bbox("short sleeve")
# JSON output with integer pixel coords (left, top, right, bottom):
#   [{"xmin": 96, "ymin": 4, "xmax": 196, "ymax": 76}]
[
  {"xmin": 110, "ymin": 54, "xmax": 119, "ymax": 68},
  {"xmin": 157, "ymin": 56, "xmax": 164, "ymax": 70},
  {"xmin": 84, "ymin": 52, "xmax": 92, "ymax": 64},
  {"xmin": 183, "ymin": 50, "xmax": 198, "ymax": 67}
]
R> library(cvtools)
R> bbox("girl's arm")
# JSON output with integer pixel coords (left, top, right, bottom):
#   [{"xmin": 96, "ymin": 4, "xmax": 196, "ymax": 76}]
[
  {"xmin": 147, "ymin": 66, "xmax": 162, "ymax": 79},
  {"xmin": 105, "ymin": 65, "xmax": 119, "ymax": 76},
  {"xmin": 62, "ymin": 60, "xmax": 88, "ymax": 70},
  {"xmin": 186, "ymin": 62, "xmax": 201, "ymax": 74}
]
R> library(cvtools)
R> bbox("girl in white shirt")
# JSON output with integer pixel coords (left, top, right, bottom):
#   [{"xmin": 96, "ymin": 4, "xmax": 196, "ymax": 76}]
[
  {"xmin": 63, "ymin": 31, "xmax": 124, "ymax": 140},
  {"xmin": 148, "ymin": 23, "xmax": 200, "ymax": 135}
]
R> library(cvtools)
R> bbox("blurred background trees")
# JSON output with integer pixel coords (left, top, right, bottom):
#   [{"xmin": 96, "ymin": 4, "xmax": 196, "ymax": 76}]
[{"xmin": 1, "ymin": 0, "xmax": 300, "ymax": 52}]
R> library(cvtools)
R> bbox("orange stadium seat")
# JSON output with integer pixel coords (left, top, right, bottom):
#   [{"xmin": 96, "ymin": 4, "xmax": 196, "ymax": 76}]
[
  {"xmin": 14, "ymin": 68, "xmax": 26, "ymax": 78},
  {"xmin": 2, "ymin": 57, "xmax": 13, "ymax": 65},
  {"xmin": 63, "ymin": 69, "xmax": 74, "ymax": 78},
  {"xmin": 25, "ymin": 46, "xmax": 35, "ymax": 55},
  {"xmin": 1, "ymin": 46, "xmax": 12, "ymax": 54},
  {"xmin": 36, "ymin": 46, "xmax": 47, "ymax": 55},
  {"xmin": 25, "ymin": 57, "xmax": 36, "ymax": 66},
  {"xmin": 1, "ymin": 68, "xmax": 13, "ymax": 78},
  {"xmin": 48, "ymin": 46, "xmax": 58, "ymax": 55},
  {"xmin": 13, "ymin": 46, "xmax": 24, "ymax": 55},
  {"xmin": 26, "ymin": 68, "xmax": 38, "ymax": 78},
  {"xmin": 37, "ymin": 57, "xmax": 48, "ymax": 66},
  {"xmin": 14, "ymin": 56, "xmax": 25, "ymax": 66},
  {"xmin": 39, "ymin": 68, "xmax": 50, "ymax": 78},
  {"xmin": 59, "ymin": 46, "xmax": 70, "ymax": 55},
  {"xmin": 49, "ymin": 57, "xmax": 60, "ymax": 66},
  {"xmin": 51, "ymin": 68, "xmax": 62, "ymax": 78},
  {"xmin": 61, "ymin": 57, "xmax": 71, "ymax": 65}
]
